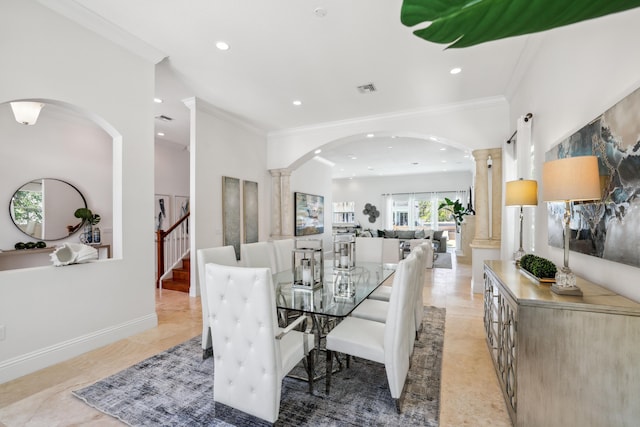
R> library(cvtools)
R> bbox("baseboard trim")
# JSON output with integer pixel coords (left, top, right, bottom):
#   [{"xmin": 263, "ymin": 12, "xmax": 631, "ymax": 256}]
[{"xmin": 0, "ymin": 313, "xmax": 158, "ymax": 384}]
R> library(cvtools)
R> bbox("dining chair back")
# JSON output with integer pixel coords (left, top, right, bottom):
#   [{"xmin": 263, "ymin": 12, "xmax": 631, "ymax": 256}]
[
  {"xmin": 272, "ymin": 238, "xmax": 295, "ymax": 273},
  {"xmin": 196, "ymin": 245, "xmax": 237, "ymax": 359},
  {"xmin": 240, "ymin": 241, "xmax": 276, "ymax": 272},
  {"xmin": 205, "ymin": 263, "xmax": 314, "ymax": 423},
  {"xmin": 355, "ymin": 237, "xmax": 384, "ymax": 263},
  {"xmin": 382, "ymin": 237, "xmax": 401, "ymax": 263}
]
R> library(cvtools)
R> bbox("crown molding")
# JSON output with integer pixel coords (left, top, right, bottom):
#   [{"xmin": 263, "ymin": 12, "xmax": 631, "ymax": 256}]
[{"xmin": 37, "ymin": 0, "xmax": 167, "ymax": 64}]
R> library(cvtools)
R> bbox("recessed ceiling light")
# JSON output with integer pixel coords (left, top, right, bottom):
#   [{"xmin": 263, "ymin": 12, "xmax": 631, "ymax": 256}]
[
  {"xmin": 153, "ymin": 98, "xmax": 163, "ymax": 103},
  {"xmin": 441, "ymin": 160, "xmax": 447, "ymax": 163},
  {"xmin": 157, "ymin": 132, "xmax": 165, "ymax": 136},
  {"xmin": 366, "ymin": 133, "xmax": 375, "ymax": 138},
  {"xmin": 293, "ymin": 100, "xmax": 302, "ymax": 106},
  {"xmin": 440, "ymin": 147, "xmax": 447, "ymax": 151},
  {"xmin": 463, "ymin": 155, "xmax": 470, "ymax": 158},
  {"xmin": 450, "ymin": 67, "xmax": 462, "ymax": 75},
  {"xmin": 314, "ymin": 149, "xmax": 321, "ymax": 154},
  {"xmin": 367, "ymin": 166, "xmax": 373, "ymax": 170},
  {"xmin": 216, "ymin": 41, "xmax": 230, "ymax": 51},
  {"xmin": 388, "ymin": 146, "xmax": 393, "ymax": 149},
  {"xmin": 314, "ymin": 7, "xmax": 327, "ymax": 17},
  {"xmin": 351, "ymin": 156, "xmax": 357, "ymax": 160},
  {"xmin": 391, "ymin": 135, "xmax": 397, "ymax": 139}
]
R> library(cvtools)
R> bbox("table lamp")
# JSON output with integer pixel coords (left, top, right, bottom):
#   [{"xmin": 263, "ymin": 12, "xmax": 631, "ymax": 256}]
[
  {"xmin": 505, "ymin": 178, "xmax": 538, "ymax": 265},
  {"xmin": 542, "ymin": 155, "xmax": 601, "ymax": 295}
]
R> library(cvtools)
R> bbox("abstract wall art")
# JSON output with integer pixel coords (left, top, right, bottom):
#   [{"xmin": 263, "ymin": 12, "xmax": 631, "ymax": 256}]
[
  {"xmin": 222, "ymin": 176, "xmax": 241, "ymax": 260},
  {"xmin": 546, "ymin": 86, "xmax": 640, "ymax": 268},
  {"xmin": 243, "ymin": 180, "xmax": 259, "ymax": 244}
]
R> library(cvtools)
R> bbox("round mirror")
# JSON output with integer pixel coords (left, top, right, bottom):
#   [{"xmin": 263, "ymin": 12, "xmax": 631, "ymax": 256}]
[{"xmin": 9, "ymin": 178, "xmax": 87, "ymax": 241}]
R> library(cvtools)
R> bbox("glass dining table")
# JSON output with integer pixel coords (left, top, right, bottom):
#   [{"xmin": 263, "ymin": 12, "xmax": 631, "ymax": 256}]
[{"xmin": 273, "ymin": 261, "xmax": 396, "ymax": 381}]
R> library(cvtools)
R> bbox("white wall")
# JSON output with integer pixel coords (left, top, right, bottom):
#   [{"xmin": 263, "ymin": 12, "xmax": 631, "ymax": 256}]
[
  {"xmin": 509, "ymin": 8, "xmax": 640, "ymax": 301},
  {"xmin": 0, "ymin": 0, "xmax": 156, "ymax": 383},
  {"xmin": 189, "ymin": 98, "xmax": 270, "ymax": 295},
  {"xmin": 155, "ymin": 140, "xmax": 190, "ymax": 218},
  {"xmin": 333, "ymin": 171, "xmax": 473, "ymax": 230},
  {"xmin": 291, "ymin": 157, "xmax": 335, "ymax": 252}
]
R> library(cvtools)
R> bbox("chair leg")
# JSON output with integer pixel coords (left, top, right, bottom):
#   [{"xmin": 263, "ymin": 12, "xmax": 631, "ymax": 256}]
[
  {"xmin": 306, "ymin": 350, "xmax": 314, "ymax": 394},
  {"xmin": 394, "ymin": 398, "xmax": 402, "ymax": 414},
  {"xmin": 325, "ymin": 350, "xmax": 333, "ymax": 394},
  {"xmin": 202, "ymin": 347, "xmax": 213, "ymax": 360}
]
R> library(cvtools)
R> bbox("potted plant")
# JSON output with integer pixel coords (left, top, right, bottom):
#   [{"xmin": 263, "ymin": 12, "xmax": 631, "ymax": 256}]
[
  {"xmin": 438, "ymin": 198, "xmax": 473, "ymax": 232},
  {"xmin": 74, "ymin": 208, "xmax": 101, "ymax": 244}
]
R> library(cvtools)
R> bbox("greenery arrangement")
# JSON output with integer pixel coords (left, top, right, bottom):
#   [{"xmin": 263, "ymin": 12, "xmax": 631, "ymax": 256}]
[
  {"xmin": 74, "ymin": 208, "xmax": 101, "ymax": 226},
  {"xmin": 437, "ymin": 198, "xmax": 473, "ymax": 232},
  {"xmin": 519, "ymin": 254, "xmax": 557, "ymax": 279},
  {"xmin": 400, "ymin": 0, "xmax": 640, "ymax": 49}
]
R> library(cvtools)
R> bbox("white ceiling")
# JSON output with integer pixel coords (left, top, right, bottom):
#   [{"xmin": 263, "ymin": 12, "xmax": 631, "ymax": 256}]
[{"xmin": 44, "ymin": 0, "xmax": 536, "ymax": 177}]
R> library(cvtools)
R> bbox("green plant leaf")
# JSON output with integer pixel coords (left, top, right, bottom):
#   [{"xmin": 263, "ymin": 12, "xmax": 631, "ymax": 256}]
[{"xmin": 401, "ymin": 0, "xmax": 640, "ymax": 48}]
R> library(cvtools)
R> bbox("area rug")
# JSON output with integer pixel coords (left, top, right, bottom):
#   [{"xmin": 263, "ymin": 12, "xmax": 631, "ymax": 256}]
[
  {"xmin": 73, "ymin": 306, "xmax": 445, "ymax": 426},
  {"xmin": 433, "ymin": 252, "xmax": 452, "ymax": 269}
]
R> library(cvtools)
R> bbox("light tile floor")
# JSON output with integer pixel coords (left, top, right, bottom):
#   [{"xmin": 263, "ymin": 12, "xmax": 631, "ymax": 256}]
[{"xmin": 0, "ymin": 252, "xmax": 511, "ymax": 426}]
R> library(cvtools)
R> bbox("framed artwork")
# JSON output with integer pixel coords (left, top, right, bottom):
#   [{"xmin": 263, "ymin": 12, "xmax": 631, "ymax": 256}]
[
  {"xmin": 174, "ymin": 195, "xmax": 189, "ymax": 234},
  {"xmin": 243, "ymin": 180, "xmax": 259, "ymax": 243},
  {"xmin": 222, "ymin": 176, "xmax": 241, "ymax": 260},
  {"xmin": 546, "ymin": 85, "xmax": 640, "ymax": 268},
  {"xmin": 294, "ymin": 192, "xmax": 324, "ymax": 236},
  {"xmin": 154, "ymin": 194, "xmax": 171, "ymax": 231}
]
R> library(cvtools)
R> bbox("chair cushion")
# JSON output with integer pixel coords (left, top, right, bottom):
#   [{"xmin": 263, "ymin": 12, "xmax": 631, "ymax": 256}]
[
  {"xmin": 350, "ymin": 298, "xmax": 389, "ymax": 323},
  {"xmin": 383, "ymin": 229, "xmax": 397, "ymax": 238},
  {"xmin": 396, "ymin": 230, "xmax": 415, "ymax": 240},
  {"xmin": 369, "ymin": 285, "xmax": 392, "ymax": 302},
  {"xmin": 414, "ymin": 229, "xmax": 425, "ymax": 239},
  {"xmin": 326, "ymin": 317, "xmax": 385, "ymax": 364}
]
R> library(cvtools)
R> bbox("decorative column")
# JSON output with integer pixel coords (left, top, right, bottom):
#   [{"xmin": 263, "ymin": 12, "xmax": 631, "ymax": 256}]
[
  {"xmin": 269, "ymin": 168, "xmax": 294, "ymax": 240},
  {"xmin": 470, "ymin": 148, "xmax": 502, "ymax": 294},
  {"xmin": 490, "ymin": 148, "xmax": 503, "ymax": 241},
  {"xmin": 472, "ymin": 149, "xmax": 491, "ymax": 245}
]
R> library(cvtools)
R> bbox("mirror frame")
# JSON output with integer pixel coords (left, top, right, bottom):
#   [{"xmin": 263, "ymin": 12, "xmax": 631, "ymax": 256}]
[{"xmin": 9, "ymin": 178, "xmax": 87, "ymax": 241}]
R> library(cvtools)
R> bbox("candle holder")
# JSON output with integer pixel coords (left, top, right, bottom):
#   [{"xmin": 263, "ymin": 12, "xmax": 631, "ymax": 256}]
[
  {"xmin": 332, "ymin": 233, "xmax": 355, "ymax": 271},
  {"xmin": 333, "ymin": 270, "xmax": 356, "ymax": 301},
  {"xmin": 292, "ymin": 239, "xmax": 323, "ymax": 290}
]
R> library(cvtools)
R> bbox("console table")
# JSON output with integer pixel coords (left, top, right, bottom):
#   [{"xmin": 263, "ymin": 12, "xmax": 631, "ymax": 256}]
[
  {"xmin": 0, "ymin": 244, "xmax": 111, "ymax": 270},
  {"xmin": 483, "ymin": 260, "xmax": 640, "ymax": 426}
]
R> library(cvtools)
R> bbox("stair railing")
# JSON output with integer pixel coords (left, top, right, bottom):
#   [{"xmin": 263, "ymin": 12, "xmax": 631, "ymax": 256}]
[{"xmin": 156, "ymin": 212, "xmax": 190, "ymax": 287}]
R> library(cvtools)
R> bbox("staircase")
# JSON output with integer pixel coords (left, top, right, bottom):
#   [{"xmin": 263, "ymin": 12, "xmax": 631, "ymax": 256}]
[{"xmin": 161, "ymin": 255, "xmax": 190, "ymax": 293}]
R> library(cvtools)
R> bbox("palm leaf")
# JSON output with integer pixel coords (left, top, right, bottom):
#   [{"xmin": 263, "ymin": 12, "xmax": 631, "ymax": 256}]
[{"xmin": 401, "ymin": 0, "xmax": 640, "ymax": 48}]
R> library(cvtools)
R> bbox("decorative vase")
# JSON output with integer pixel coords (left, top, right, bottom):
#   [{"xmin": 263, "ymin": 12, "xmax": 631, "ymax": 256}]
[{"xmin": 80, "ymin": 223, "xmax": 93, "ymax": 244}]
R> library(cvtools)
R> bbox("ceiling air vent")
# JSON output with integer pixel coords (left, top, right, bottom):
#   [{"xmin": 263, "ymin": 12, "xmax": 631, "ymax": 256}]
[
  {"xmin": 155, "ymin": 114, "xmax": 174, "ymax": 122},
  {"xmin": 357, "ymin": 83, "xmax": 377, "ymax": 94}
]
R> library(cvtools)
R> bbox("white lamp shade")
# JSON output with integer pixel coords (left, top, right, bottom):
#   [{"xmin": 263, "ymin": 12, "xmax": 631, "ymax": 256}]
[
  {"xmin": 10, "ymin": 102, "xmax": 44, "ymax": 125},
  {"xmin": 542, "ymin": 156, "xmax": 601, "ymax": 202},
  {"xmin": 505, "ymin": 179, "xmax": 538, "ymax": 206}
]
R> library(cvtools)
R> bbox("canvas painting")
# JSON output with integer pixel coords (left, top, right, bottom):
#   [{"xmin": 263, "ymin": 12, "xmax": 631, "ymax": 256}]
[
  {"xmin": 174, "ymin": 195, "xmax": 189, "ymax": 234},
  {"xmin": 546, "ymin": 86, "xmax": 640, "ymax": 268},
  {"xmin": 243, "ymin": 180, "xmax": 258, "ymax": 244},
  {"xmin": 222, "ymin": 176, "xmax": 241, "ymax": 260},
  {"xmin": 154, "ymin": 194, "xmax": 171, "ymax": 232}
]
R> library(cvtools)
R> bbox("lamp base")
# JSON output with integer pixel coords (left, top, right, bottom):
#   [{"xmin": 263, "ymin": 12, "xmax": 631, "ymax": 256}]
[
  {"xmin": 513, "ymin": 248, "xmax": 526, "ymax": 267},
  {"xmin": 551, "ymin": 267, "xmax": 583, "ymax": 296}
]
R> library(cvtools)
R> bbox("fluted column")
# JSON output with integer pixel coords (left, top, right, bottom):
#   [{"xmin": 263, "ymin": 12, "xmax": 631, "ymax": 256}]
[
  {"xmin": 472, "ymin": 149, "xmax": 491, "ymax": 245},
  {"xmin": 270, "ymin": 169, "xmax": 282, "ymax": 238},
  {"xmin": 280, "ymin": 170, "xmax": 293, "ymax": 238},
  {"xmin": 489, "ymin": 148, "xmax": 503, "ymax": 241},
  {"xmin": 269, "ymin": 168, "xmax": 294, "ymax": 240}
]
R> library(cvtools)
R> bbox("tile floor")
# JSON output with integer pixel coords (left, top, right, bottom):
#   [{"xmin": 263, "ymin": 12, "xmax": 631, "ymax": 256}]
[{"xmin": 0, "ymin": 252, "xmax": 511, "ymax": 426}]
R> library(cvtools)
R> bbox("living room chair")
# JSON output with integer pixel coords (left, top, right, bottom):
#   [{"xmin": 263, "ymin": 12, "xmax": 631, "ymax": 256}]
[
  {"xmin": 205, "ymin": 263, "xmax": 315, "ymax": 423},
  {"xmin": 325, "ymin": 254, "xmax": 417, "ymax": 413},
  {"xmin": 196, "ymin": 245, "xmax": 238, "ymax": 359},
  {"xmin": 240, "ymin": 241, "xmax": 277, "ymax": 272}
]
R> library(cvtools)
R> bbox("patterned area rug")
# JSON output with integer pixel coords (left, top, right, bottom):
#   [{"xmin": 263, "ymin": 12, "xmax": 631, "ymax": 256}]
[
  {"xmin": 73, "ymin": 306, "xmax": 445, "ymax": 426},
  {"xmin": 433, "ymin": 252, "xmax": 452, "ymax": 269}
]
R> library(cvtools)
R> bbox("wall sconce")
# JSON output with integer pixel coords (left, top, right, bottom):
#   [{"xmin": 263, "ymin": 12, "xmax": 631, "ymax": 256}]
[
  {"xmin": 542, "ymin": 155, "xmax": 601, "ymax": 295},
  {"xmin": 505, "ymin": 178, "xmax": 538, "ymax": 265},
  {"xmin": 10, "ymin": 102, "xmax": 45, "ymax": 125}
]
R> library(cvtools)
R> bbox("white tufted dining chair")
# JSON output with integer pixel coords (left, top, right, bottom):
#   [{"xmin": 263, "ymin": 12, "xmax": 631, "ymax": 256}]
[
  {"xmin": 355, "ymin": 236, "xmax": 384, "ymax": 263},
  {"xmin": 325, "ymin": 254, "xmax": 417, "ymax": 413},
  {"xmin": 240, "ymin": 241, "xmax": 277, "ymax": 272},
  {"xmin": 205, "ymin": 263, "xmax": 315, "ymax": 423},
  {"xmin": 196, "ymin": 246, "xmax": 238, "ymax": 359},
  {"xmin": 272, "ymin": 238, "xmax": 295, "ymax": 273}
]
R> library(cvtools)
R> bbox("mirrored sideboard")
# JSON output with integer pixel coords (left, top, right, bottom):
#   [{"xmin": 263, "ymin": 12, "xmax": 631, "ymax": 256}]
[{"xmin": 484, "ymin": 260, "xmax": 640, "ymax": 426}]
